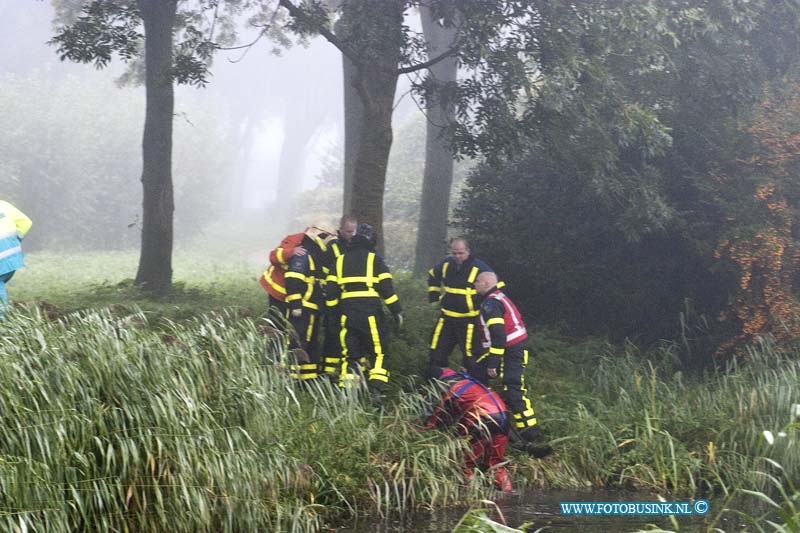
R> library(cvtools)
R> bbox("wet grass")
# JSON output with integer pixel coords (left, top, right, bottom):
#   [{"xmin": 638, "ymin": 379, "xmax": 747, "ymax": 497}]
[
  {"xmin": 0, "ymin": 306, "xmax": 488, "ymax": 531},
  {"xmin": 5, "ymin": 250, "xmax": 800, "ymax": 530}
]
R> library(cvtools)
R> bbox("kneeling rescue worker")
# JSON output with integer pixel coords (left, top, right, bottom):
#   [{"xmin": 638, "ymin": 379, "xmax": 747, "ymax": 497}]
[{"xmin": 425, "ymin": 367, "xmax": 512, "ymax": 492}]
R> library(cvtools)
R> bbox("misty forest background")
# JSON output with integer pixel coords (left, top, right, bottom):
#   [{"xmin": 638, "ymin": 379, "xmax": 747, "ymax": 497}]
[
  {"xmin": 2, "ymin": 1, "xmax": 800, "ymax": 531},
  {"xmin": 6, "ymin": 0, "xmax": 800, "ymax": 363}
]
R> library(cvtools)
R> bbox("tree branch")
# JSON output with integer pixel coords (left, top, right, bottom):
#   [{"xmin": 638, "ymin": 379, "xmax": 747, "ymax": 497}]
[
  {"xmin": 398, "ymin": 43, "xmax": 459, "ymax": 74},
  {"xmin": 277, "ymin": 0, "xmax": 360, "ymax": 66}
]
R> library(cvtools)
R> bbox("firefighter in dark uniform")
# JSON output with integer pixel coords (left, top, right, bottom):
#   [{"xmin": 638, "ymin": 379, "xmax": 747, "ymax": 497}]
[
  {"xmin": 318, "ymin": 215, "xmax": 358, "ymax": 378},
  {"xmin": 261, "ymin": 223, "xmax": 336, "ymax": 381},
  {"xmin": 475, "ymin": 271, "xmax": 549, "ymax": 452},
  {"xmin": 427, "ymin": 239, "xmax": 495, "ymax": 382},
  {"xmin": 325, "ymin": 223, "xmax": 403, "ymax": 405}
]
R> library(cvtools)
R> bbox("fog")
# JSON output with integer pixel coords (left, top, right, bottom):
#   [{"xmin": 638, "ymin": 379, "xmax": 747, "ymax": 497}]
[{"xmin": 0, "ymin": 1, "xmax": 425, "ymax": 266}]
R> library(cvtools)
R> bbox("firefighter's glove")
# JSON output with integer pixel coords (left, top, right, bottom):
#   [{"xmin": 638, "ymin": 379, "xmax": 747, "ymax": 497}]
[
  {"xmin": 290, "ymin": 308, "xmax": 302, "ymax": 318},
  {"xmin": 394, "ymin": 312, "xmax": 404, "ymax": 331}
]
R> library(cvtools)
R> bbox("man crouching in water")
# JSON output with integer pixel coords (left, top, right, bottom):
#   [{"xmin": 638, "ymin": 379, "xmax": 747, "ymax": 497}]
[{"xmin": 424, "ymin": 367, "xmax": 513, "ymax": 492}]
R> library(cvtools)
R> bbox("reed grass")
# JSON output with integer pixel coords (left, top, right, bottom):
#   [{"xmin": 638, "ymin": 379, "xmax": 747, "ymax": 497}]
[{"xmin": 0, "ymin": 306, "xmax": 487, "ymax": 531}]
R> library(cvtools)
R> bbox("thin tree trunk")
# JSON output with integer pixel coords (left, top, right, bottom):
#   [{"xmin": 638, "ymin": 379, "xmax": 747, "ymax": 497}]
[
  {"xmin": 134, "ymin": 0, "xmax": 177, "ymax": 295},
  {"xmin": 275, "ymin": 106, "xmax": 320, "ymax": 225},
  {"xmin": 334, "ymin": 14, "xmax": 363, "ymax": 216},
  {"xmin": 413, "ymin": 2, "xmax": 458, "ymax": 274},
  {"xmin": 228, "ymin": 116, "xmax": 256, "ymax": 211}
]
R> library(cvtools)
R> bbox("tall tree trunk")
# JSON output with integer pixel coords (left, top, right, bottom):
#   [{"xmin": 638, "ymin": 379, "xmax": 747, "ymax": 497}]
[
  {"xmin": 413, "ymin": 2, "xmax": 458, "ymax": 274},
  {"xmin": 340, "ymin": 48, "xmax": 363, "ymax": 215},
  {"xmin": 134, "ymin": 0, "xmax": 177, "ymax": 295},
  {"xmin": 342, "ymin": 0, "xmax": 404, "ymax": 251}
]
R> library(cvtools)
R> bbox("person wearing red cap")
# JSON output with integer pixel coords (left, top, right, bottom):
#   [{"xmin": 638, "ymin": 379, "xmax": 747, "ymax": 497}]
[{"xmin": 424, "ymin": 367, "xmax": 513, "ymax": 492}]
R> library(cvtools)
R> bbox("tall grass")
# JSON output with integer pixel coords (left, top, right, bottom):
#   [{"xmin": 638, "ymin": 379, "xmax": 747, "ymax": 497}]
[
  {"xmin": 0, "ymin": 306, "xmax": 485, "ymax": 531},
  {"xmin": 532, "ymin": 337, "xmax": 800, "ymax": 500}
]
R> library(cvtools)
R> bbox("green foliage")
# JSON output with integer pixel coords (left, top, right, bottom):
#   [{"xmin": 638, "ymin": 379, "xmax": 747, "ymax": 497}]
[{"xmin": 456, "ymin": 1, "xmax": 800, "ymax": 345}]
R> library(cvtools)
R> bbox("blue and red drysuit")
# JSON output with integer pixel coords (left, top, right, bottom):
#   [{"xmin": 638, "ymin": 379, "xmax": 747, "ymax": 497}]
[{"xmin": 425, "ymin": 368, "xmax": 512, "ymax": 491}]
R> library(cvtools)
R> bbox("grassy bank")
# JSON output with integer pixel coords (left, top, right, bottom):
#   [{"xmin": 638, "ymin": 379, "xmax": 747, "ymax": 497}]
[{"xmin": 4, "ymin": 250, "xmax": 799, "ymax": 529}]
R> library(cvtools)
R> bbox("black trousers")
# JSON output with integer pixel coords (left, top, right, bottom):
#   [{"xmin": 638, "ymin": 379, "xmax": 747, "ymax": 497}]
[
  {"xmin": 268, "ymin": 297, "xmax": 320, "ymax": 381},
  {"xmin": 427, "ymin": 315, "xmax": 482, "ymax": 377},
  {"xmin": 339, "ymin": 305, "xmax": 390, "ymax": 393},
  {"xmin": 319, "ymin": 309, "xmax": 343, "ymax": 376},
  {"xmin": 499, "ymin": 343, "xmax": 539, "ymax": 441}
]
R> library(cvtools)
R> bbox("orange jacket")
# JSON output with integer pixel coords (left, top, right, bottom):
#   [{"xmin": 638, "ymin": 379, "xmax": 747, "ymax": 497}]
[{"xmin": 260, "ymin": 232, "xmax": 305, "ymax": 301}]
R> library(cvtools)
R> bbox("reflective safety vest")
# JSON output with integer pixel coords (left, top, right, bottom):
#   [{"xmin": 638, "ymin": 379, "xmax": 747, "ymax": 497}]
[
  {"xmin": 427, "ymin": 256, "xmax": 493, "ymax": 318},
  {"xmin": 0, "ymin": 201, "xmax": 32, "ymax": 276},
  {"xmin": 326, "ymin": 247, "xmax": 401, "ymax": 314},
  {"xmin": 480, "ymin": 289, "xmax": 528, "ymax": 349},
  {"xmin": 284, "ymin": 253, "xmax": 324, "ymax": 311}
]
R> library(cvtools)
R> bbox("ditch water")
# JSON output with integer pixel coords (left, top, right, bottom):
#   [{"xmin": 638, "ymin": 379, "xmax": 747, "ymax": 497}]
[{"xmin": 341, "ymin": 489, "xmax": 744, "ymax": 532}]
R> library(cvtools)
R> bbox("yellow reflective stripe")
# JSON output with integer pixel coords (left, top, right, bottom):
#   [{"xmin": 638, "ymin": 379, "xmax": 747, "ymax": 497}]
[
  {"xmin": 497, "ymin": 280, "xmax": 506, "ymax": 289},
  {"xmin": 377, "ymin": 272, "xmax": 392, "ymax": 281},
  {"xmin": 524, "ymin": 349, "xmax": 529, "ymax": 365},
  {"xmin": 339, "ymin": 315, "xmax": 349, "ymax": 358},
  {"xmin": 368, "ymin": 315, "xmax": 383, "ymax": 355},
  {"xmin": 486, "ymin": 317, "xmax": 504, "ymax": 327},
  {"xmin": 341, "ymin": 290, "xmax": 380, "ymax": 299},
  {"xmin": 489, "ymin": 347, "xmax": 505, "ymax": 355},
  {"xmin": 442, "ymin": 262, "xmax": 449, "ymax": 278},
  {"xmin": 442, "ymin": 309, "xmax": 479, "ymax": 318},
  {"xmin": 366, "ymin": 253, "xmax": 375, "ymax": 288},
  {"xmin": 475, "ymin": 352, "xmax": 490, "ymax": 363},
  {"xmin": 465, "ymin": 323, "xmax": 474, "ymax": 357},
  {"xmin": 300, "ymin": 363, "xmax": 318, "ymax": 370},
  {"xmin": 467, "ymin": 266, "xmax": 479, "ymax": 283},
  {"xmin": 430, "ymin": 317, "xmax": 445, "ymax": 349},
  {"xmin": 327, "ymin": 299, "xmax": 339, "ymax": 307},
  {"xmin": 277, "ymin": 248, "xmax": 285, "ymax": 264},
  {"xmin": 336, "ymin": 254, "xmax": 345, "ymax": 279},
  {"xmin": 263, "ymin": 267, "xmax": 286, "ymax": 295},
  {"xmin": 383, "ymin": 294, "xmax": 398, "ymax": 305},
  {"xmin": 285, "ymin": 294, "xmax": 302, "ymax": 302},
  {"xmin": 428, "ymin": 286, "xmax": 441, "ymax": 292},
  {"xmin": 305, "ymin": 314, "xmax": 316, "ymax": 341},
  {"xmin": 443, "ymin": 287, "xmax": 477, "ymax": 295},
  {"xmin": 339, "ymin": 276, "xmax": 381, "ymax": 283},
  {"xmin": 523, "ymin": 408, "xmax": 535, "ymax": 417},
  {"xmin": 369, "ymin": 353, "xmax": 388, "ymax": 382},
  {"xmin": 284, "ymin": 271, "xmax": 306, "ymax": 280},
  {"xmin": 428, "ymin": 268, "xmax": 435, "ymax": 277},
  {"xmin": 332, "ymin": 242, "xmax": 341, "ymax": 257},
  {"xmin": 323, "ymin": 357, "xmax": 341, "ymax": 364}
]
